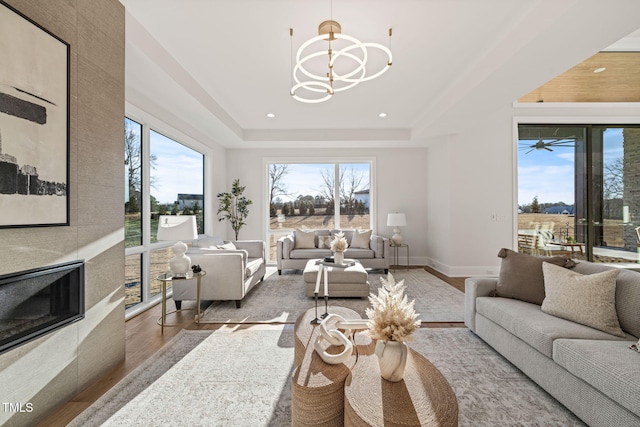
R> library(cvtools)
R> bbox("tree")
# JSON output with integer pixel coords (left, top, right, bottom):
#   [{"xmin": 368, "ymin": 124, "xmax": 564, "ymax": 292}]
[
  {"xmin": 603, "ymin": 156, "xmax": 624, "ymax": 200},
  {"xmin": 318, "ymin": 166, "xmax": 369, "ymax": 214},
  {"xmin": 339, "ymin": 167, "xmax": 368, "ymax": 214},
  {"xmin": 124, "ymin": 121, "xmax": 157, "ymax": 210},
  {"xmin": 217, "ymin": 179, "xmax": 253, "ymax": 240},
  {"xmin": 269, "ymin": 164, "xmax": 290, "ymax": 204},
  {"xmin": 531, "ymin": 195, "xmax": 540, "ymax": 213}
]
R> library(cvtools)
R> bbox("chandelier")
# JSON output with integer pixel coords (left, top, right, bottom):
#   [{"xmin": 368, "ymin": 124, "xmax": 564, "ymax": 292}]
[{"xmin": 290, "ymin": 20, "xmax": 393, "ymax": 103}]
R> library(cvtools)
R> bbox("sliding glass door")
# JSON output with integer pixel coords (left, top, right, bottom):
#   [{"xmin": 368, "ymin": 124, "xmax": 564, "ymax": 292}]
[{"xmin": 518, "ymin": 124, "xmax": 640, "ymax": 265}]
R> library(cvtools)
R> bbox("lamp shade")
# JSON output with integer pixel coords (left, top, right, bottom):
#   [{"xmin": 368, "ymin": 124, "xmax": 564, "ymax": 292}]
[
  {"xmin": 387, "ymin": 213, "xmax": 407, "ymax": 227},
  {"xmin": 156, "ymin": 215, "xmax": 198, "ymax": 242}
]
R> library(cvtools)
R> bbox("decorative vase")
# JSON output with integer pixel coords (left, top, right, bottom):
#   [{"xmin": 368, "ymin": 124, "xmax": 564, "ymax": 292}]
[
  {"xmin": 334, "ymin": 251, "xmax": 345, "ymax": 265},
  {"xmin": 375, "ymin": 339, "xmax": 408, "ymax": 382}
]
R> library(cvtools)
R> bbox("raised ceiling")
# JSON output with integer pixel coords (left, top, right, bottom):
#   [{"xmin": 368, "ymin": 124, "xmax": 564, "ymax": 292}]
[
  {"xmin": 519, "ymin": 52, "xmax": 640, "ymax": 103},
  {"xmin": 120, "ymin": 0, "xmax": 640, "ymax": 148}
]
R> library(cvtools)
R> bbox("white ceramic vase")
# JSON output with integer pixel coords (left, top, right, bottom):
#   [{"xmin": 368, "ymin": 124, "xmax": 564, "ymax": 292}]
[
  {"xmin": 375, "ymin": 339, "xmax": 408, "ymax": 382},
  {"xmin": 334, "ymin": 251, "xmax": 345, "ymax": 265}
]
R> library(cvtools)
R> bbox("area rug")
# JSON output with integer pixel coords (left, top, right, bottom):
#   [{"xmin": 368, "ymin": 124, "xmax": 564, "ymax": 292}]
[
  {"xmin": 69, "ymin": 326, "xmax": 585, "ymax": 426},
  {"xmin": 199, "ymin": 267, "xmax": 465, "ymax": 323}
]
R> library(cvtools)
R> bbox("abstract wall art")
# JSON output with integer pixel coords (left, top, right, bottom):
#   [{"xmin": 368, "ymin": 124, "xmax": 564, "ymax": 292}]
[{"xmin": 0, "ymin": 0, "xmax": 70, "ymax": 228}]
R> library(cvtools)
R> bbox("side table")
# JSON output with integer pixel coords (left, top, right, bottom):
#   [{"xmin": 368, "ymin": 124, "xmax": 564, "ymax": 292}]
[
  {"xmin": 156, "ymin": 270, "xmax": 206, "ymax": 334},
  {"xmin": 390, "ymin": 243, "xmax": 410, "ymax": 271}
]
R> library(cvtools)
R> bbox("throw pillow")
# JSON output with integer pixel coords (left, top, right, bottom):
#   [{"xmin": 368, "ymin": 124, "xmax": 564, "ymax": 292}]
[
  {"xmin": 294, "ymin": 229, "xmax": 316, "ymax": 249},
  {"xmin": 493, "ymin": 248, "xmax": 575, "ymax": 305},
  {"xmin": 193, "ymin": 235, "xmax": 224, "ymax": 248},
  {"xmin": 318, "ymin": 235, "xmax": 332, "ymax": 249},
  {"xmin": 350, "ymin": 229, "xmax": 372, "ymax": 249},
  {"xmin": 541, "ymin": 262, "xmax": 624, "ymax": 337},
  {"xmin": 217, "ymin": 242, "xmax": 237, "ymax": 251}
]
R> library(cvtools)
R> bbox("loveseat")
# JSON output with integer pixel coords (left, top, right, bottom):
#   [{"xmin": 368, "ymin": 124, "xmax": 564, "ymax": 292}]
[
  {"xmin": 465, "ymin": 249, "xmax": 640, "ymax": 426},
  {"xmin": 172, "ymin": 236, "xmax": 266, "ymax": 309},
  {"xmin": 276, "ymin": 229, "xmax": 390, "ymax": 275}
]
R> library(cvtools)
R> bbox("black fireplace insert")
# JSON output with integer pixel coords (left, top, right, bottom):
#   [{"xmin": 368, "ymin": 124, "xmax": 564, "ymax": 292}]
[{"xmin": 0, "ymin": 260, "xmax": 85, "ymax": 354}]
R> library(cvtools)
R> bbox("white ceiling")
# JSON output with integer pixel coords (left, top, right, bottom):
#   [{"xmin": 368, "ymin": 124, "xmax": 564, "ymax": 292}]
[{"xmin": 120, "ymin": 0, "xmax": 640, "ymax": 148}]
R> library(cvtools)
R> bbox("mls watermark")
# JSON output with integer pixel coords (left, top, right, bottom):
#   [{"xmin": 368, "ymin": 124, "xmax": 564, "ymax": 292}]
[{"xmin": 2, "ymin": 402, "xmax": 34, "ymax": 413}]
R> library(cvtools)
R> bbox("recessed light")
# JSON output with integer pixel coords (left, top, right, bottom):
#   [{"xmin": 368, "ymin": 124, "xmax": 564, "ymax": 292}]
[
  {"xmin": 266, "ymin": 113, "xmax": 276, "ymax": 118},
  {"xmin": 378, "ymin": 112, "xmax": 388, "ymax": 118},
  {"xmin": 593, "ymin": 67, "xmax": 606, "ymax": 73}
]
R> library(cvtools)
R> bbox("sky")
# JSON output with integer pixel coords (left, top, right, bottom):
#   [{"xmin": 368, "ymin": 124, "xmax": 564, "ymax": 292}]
[
  {"xmin": 273, "ymin": 162, "xmax": 370, "ymax": 202},
  {"xmin": 150, "ymin": 130, "xmax": 203, "ymax": 204},
  {"xmin": 517, "ymin": 128, "xmax": 624, "ymax": 207}
]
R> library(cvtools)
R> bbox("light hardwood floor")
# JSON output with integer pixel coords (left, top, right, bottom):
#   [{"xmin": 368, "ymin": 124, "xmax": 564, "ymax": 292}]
[{"xmin": 37, "ymin": 266, "xmax": 466, "ymax": 427}]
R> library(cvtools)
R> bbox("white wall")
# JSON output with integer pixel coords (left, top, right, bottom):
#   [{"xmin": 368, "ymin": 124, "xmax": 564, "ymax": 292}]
[
  {"xmin": 427, "ymin": 102, "xmax": 640, "ymax": 277},
  {"xmin": 225, "ymin": 147, "xmax": 429, "ymax": 265}
]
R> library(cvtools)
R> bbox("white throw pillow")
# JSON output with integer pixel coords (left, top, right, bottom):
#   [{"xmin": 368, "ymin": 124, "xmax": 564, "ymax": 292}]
[
  {"xmin": 350, "ymin": 229, "xmax": 372, "ymax": 249},
  {"xmin": 294, "ymin": 229, "xmax": 316, "ymax": 249},
  {"xmin": 217, "ymin": 242, "xmax": 237, "ymax": 251},
  {"xmin": 318, "ymin": 235, "xmax": 332, "ymax": 249},
  {"xmin": 194, "ymin": 235, "xmax": 224, "ymax": 248},
  {"xmin": 541, "ymin": 262, "xmax": 624, "ymax": 337}
]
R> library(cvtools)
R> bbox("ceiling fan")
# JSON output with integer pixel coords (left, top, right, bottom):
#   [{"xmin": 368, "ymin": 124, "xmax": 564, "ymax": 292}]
[{"xmin": 519, "ymin": 136, "xmax": 575, "ymax": 154}]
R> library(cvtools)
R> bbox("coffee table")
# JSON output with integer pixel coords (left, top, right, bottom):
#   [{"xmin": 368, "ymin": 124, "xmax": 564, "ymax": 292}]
[
  {"xmin": 344, "ymin": 341, "xmax": 459, "ymax": 426},
  {"xmin": 302, "ymin": 259, "xmax": 369, "ymax": 298}
]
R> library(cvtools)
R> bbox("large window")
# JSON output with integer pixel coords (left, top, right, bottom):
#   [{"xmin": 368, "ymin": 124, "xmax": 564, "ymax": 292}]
[
  {"xmin": 517, "ymin": 124, "xmax": 640, "ymax": 266},
  {"xmin": 124, "ymin": 117, "xmax": 205, "ymax": 313},
  {"xmin": 266, "ymin": 161, "xmax": 373, "ymax": 261}
]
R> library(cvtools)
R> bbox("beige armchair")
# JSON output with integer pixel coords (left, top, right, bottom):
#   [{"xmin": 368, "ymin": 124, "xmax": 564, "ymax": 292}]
[{"xmin": 172, "ymin": 237, "xmax": 266, "ymax": 309}]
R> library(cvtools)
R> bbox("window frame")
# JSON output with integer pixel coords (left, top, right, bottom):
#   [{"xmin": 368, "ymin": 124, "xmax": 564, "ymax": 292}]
[
  {"xmin": 124, "ymin": 110, "xmax": 210, "ymax": 319},
  {"xmin": 263, "ymin": 157, "xmax": 376, "ymax": 263}
]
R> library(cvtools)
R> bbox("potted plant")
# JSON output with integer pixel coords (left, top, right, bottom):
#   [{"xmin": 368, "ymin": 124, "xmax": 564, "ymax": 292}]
[
  {"xmin": 366, "ymin": 273, "xmax": 420, "ymax": 382},
  {"xmin": 217, "ymin": 179, "xmax": 252, "ymax": 240}
]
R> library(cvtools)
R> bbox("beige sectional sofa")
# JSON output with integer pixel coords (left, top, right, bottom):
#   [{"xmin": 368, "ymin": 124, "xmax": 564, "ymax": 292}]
[
  {"xmin": 465, "ymin": 249, "xmax": 640, "ymax": 426},
  {"xmin": 276, "ymin": 229, "xmax": 390, "ymax": 275}
]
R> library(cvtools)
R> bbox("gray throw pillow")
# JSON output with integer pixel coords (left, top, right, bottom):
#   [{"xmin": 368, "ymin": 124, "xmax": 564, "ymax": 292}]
[
  {"xmin": 542, "ymin": 262, "xmax": 624, "ymax": 337},
  {"xmin": 493, "ymin": 248, "xmax": 575, "ymax": 305}
]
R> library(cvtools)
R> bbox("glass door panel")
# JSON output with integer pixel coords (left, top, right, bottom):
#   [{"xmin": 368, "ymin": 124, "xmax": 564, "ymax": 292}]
[{"xmin": 591, "ymin": 127, "xmax": 640, "ymax": 265}]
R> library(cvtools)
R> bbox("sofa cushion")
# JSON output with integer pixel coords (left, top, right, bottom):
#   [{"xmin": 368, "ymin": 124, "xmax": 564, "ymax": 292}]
[
  {"xmin": 476, "ymin": 297, "xmax": 628, "ymax": 357},
  {"xmin": 332, "ymin": 229, "xmax": 354, "ymax": 245},
  {"xmin": 572, "ymin": 262, "xmax": 640, "ymax": 339},
  {"xmin": 290, "ymin": 248, "xmax": 332, "ymax": 259},
  {"xmin": 344, "ymin": 248, "xmax": 374, "ymax": 259},
  {"xmin": 542, "ymin": 263, "xmax": 624, "ymax": 337},
  {"xmin": 294, "ymin": 229, "xmax": 316, "ymax": 249},
  {"xmin": 350, "ymin": 229, "xmax": 372, "ymax": 249},
  {"xmin": 493, "ymin": 248, "xmax": 575, "ymax": 305},
  {"xmin": 245, "ymin": 257, "xmax": 263, "ymax": 279},
  {"xmin": 553, "ymin": 338, "xmax": 640, "ymax": 417}
]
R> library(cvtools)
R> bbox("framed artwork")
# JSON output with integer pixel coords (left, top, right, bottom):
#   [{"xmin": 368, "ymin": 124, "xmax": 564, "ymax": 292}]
[{"xmin": 0, "ymin": 0, "xmax": 70, "ymax": 228}]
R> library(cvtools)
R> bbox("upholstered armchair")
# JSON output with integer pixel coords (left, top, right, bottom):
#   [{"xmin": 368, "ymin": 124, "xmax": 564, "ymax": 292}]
[{"xmin": 172, "ymin": 236, "xmax": 266, "ymax": 309}]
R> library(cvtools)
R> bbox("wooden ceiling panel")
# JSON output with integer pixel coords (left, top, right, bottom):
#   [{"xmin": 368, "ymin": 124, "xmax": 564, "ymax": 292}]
[{"xmin": 518, "ymin": 52, "xmax": 640, "ymax": 103}]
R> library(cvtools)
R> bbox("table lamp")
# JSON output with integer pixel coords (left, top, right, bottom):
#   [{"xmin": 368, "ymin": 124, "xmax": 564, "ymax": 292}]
[
  {"xmin": 387, "ymin": 213, "xmax": 407, "ymax": 245},
  {"xmin": 156, "ymin": 215, "xmax": 198, "ymax": 276}
]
